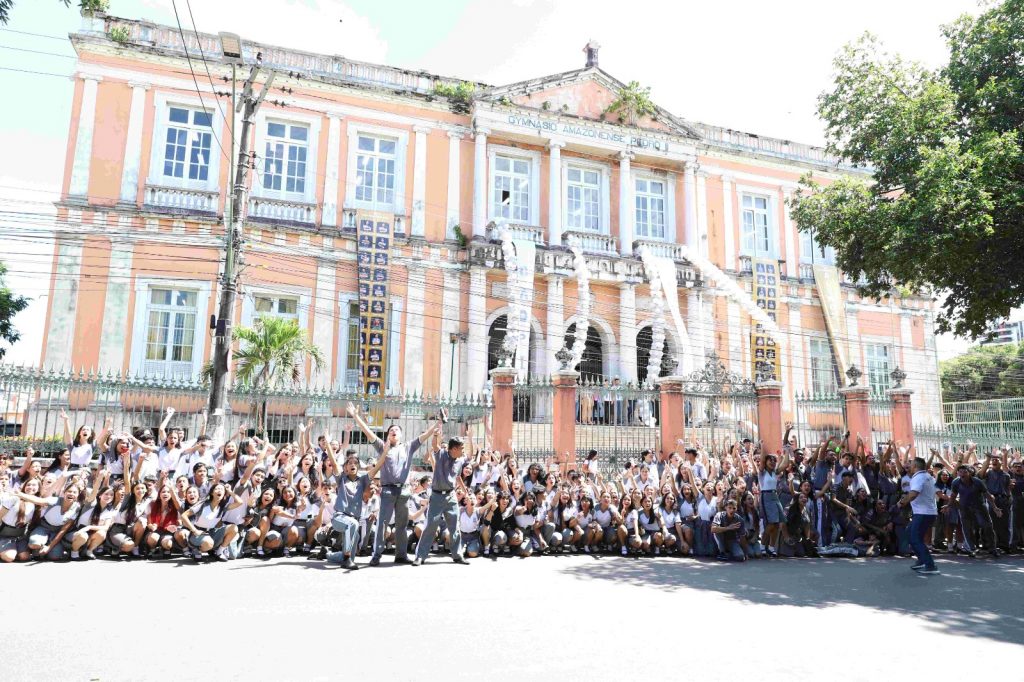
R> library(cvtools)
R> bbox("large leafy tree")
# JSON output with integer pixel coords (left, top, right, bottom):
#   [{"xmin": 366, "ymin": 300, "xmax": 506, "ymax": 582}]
[
  {"xmin": 0, "ymin": 262, "xmax": 29, "ymax": 360},
  {"xmin": 205, "ymin": 315, "xmax": 325, "ymax": 433},
  {"xmin": 790, "ymin": 0, "xmax": 1024, "ymax": 338},
  {"xmin": 940, "ymin": 342, "xmax": 1024, "ymax": 400}
]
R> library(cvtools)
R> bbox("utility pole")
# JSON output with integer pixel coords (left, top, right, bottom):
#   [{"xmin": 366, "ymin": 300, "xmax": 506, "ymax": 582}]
[{"xmin": 206, "ymin": 51, "xmax": 275, "ymax": 442}]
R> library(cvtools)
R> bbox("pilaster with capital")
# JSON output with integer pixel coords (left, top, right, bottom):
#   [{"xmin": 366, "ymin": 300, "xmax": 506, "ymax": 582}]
[
  {"xmin": 548, "ymin": 140, "xmax": 565, "ymax": 246},
  {"xmin": 411, "ymin": 125, "xmax": 430, "ymax": 237},
  {"xmin": 321, "ymin": 114, "xmax": 343, "ymax": 227},
  {"xmin": 119, "ymin": 82, "xmax": 150, "ymax": 204},
  {"xmin": 472, "ymin": 127, "xmax": 490, "ymax": 238},
  {"xmin": 466, "ymin": 267, "xmax": 489, "ymax": 393},
  {"xmin": 618, "ymin": 151, "xmax": 634, "ymax": 256},
  {"xmin": 69, "ymin": 74, "xmax": 103, "ymax": 199},
  {"xmin": 445, "ymin": 131, "xmax": 463, "ymax": 239}
]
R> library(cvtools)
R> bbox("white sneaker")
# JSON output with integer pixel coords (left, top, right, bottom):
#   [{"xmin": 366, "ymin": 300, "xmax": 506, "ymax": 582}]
[
  {"xmin": 655, "ymin": 547, "xmax": 661, "ymax": 556},
  {"xmin": 70, "ymin": 551, "xmax": 80, "ymax": 559},
  {"xmin": 621, "ymin": 546, "xmax": 628, "ymax": 556},
  {"xmin": 131, "ymin": 547, "xmax": 140, "ymax": 557},
  {"xmin": 483, "ymin": 546, "xmax": 490, "ymax": 556}
]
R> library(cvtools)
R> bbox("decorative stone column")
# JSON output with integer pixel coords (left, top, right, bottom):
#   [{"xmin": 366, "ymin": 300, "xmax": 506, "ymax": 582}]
[
  {"xmin": 840, "ymin": 366, "xmax": 871, "ymax": 453},
  {"xmin": 465, "ymin": 267, "xmax": 488, "ymax": 393},
  {"xmin": 402, "ymin": 264, "xmax": 426, "ymax": 394},
  {"xmin": 310, "ymin": 258, "xmax": 336, "ymax": 390},
  {"xmin": 545, "ymin": 274, "xmax": 565, "ymax": 378},
  {"xmin": 656, "ymin": 375, "xmax": 686, "ymax": 455},
  {"xmin": 411, "ymin": 125, "xmax": 429, "ymax": 237},
  {"xmin": 756, "ymin": 379, "xmax": 784, "ymax": 454},
  {"xmin": 552, "ymin": 348, "xmax": 579, "ymax": 467},
  {"xmin": 683, "ymin": 162, "xmax": 697, "ymax": 250},
  {"xmin": 618, "ymin": 151, "xmax": 634, "ymax": 257},
  {"xmin": 69, "ymin": 74, "xmax": 102, "ymax": 199},
  {"xmin": 490, "ymin": 366, "xmax": 517, "ymax": 454},
  {"xmin": 118, "ymin": 82, "xmax": 149, "ymax": 205},
  {"xmin": 888, "ymin": 368, "xmax": 914, "ymax": 445},
  {"xmin": 472, "ymin": 127, "xmax": 490, "ymax": 238},
  {"xmin": 321, "ymin": 113, "xmax": 343, "ymax": 227},
  {"xmin": 618, "ymin": 282, "xmax": 638, "ymax": 383},
  {"xmin": 721, "ymin": 174, "xmax": 735, "ymax": 270},
  {"xmin": 548, "ymin": 139, "xmax": 564, "ymax": 245},
  {"xmin": 446, "ymin": 131, "xmax": 463, "ymax": 240},
  {"xmin": 696, "ymin": 170, "xmax": 709, "ymax": 259},
  {"xmin": 781, "ymin": 187, "xmax": 798, "ymax": 278}
]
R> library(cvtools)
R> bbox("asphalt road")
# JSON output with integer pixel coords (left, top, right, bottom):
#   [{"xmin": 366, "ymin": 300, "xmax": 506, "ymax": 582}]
[{"xmin": 6, "ymin": 553, "xmax": 1023, "ymax": 681}]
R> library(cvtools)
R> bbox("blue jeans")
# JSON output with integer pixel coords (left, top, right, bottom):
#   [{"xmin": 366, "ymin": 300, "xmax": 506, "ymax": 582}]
[
  {"xmin": 909, "ymin": 513, "xmax": 936, "ymax": 570},
  {"xmin": 714, "ymin": 534, "xmax": 746, "ymax": 561}
]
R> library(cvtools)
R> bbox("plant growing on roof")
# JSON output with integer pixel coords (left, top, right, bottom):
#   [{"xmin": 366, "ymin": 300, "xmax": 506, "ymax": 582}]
[
  {"xmin": 108, "ymin": 25, "xmax": 130, "ymax": 44},
  {"xmin": 433, "ymin": 81, "xmax": 476, "ymax": 114},
  {"xmin": 80, "ymin": 0, "xmax": 109, "ymax": 13},
  {"xmin": 606, "ymin": 81, "xmax": 656, "ymax": 125}
]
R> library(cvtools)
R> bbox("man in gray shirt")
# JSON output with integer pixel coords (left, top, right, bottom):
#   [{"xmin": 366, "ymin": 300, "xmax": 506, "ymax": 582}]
[
  {"xmin": 347, "ymin": 402, "xmax": 439, "ymax": 566},
  {"xmin": 321, "ymin": 432, "xmax": 387, "ymax": 570},
  {"xmin": 412, "ymin": 436, "xmax": 468, "ymax": 566}
]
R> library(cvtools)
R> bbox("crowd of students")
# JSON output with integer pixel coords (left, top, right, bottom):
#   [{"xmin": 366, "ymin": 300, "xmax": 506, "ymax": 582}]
[{"xmin": 1, "ymin": 405, "xmax": 1022, "ymax": 568}]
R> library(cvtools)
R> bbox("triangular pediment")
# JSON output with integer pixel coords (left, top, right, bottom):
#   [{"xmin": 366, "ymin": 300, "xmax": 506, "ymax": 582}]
[{"xmin": 479, "ymin": 67, "xmax": 699, "ymax": 140}]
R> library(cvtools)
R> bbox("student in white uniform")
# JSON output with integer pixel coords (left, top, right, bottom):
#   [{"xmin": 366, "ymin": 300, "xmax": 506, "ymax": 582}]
[
  {"xmin": 459, "ymin": 494, "xmax": 484, "ymax": 558},
  {"xmin": 574, "ymin": 496, "xmax": 599, "ymax": 553},
  {"xmin": 108, "ymin": 481, "xmax": 151, "ymax": 558},
  {"xmin": 593, "ymin": 492, "xmax": 621, "ymax": 550},
  {"xmin": 261, "ymin": 485, "xmax": 302, "ymax": 558},
  {"xmin": 180, "ymin": 481, "xmax": 238, "ymax": 562},
  {"xmin": 26, "ymin": 481, "xmax": 84, "ymax": 561},
  {"xmin": 60, "ymin": 409, "xmax": 108, "ymax": 471},
  {"xmin": 70, "ymin": 485, "xmax": 117, "ymax": 560},
  {"xmin": 0, "ymin": 477, "xmax": 41, "ymax": 562}
]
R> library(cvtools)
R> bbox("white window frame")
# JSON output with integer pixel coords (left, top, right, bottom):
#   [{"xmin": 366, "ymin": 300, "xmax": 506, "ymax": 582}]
[
  {"xmin": 737, "ymin": 186, "xmax": 779, "ymax": 258},
  {"xmin": 808, "ymin": 336, "xmax": 837, "ymax": 396},
  {"xmin": 799, "ymin": 227, "xmax": 837, "ymax": 265},
  {"xmin": 633, "ymin": 171, "xmax": 675, "ymax": 241},
  {"xmin": 146, "ymin": 92, "xmax": 224, "ymax": 193},
  {"xmin": 240, "ymin": 285, "xmax": 311, "ymax": 329},
  {"xmin": 561, "ymin": 157, "xmax": 611, "ymax": 235},
  {"xmin": 336, "ymin": 293, "xmax": 403, "ymax": 394},
  {"xmin": 865, "ymin": 342, "xmax": 892, "ymax": 396},
  {"xmin": 129, "ymin": 278, "xmax": 213, "ymax": 380},
  {"xmin": 487, "ymin": 144, "xmax": 540, "ymax": 225},
  {"xmin": 344, "ymin": 122, "xmax": 408, "ymax": 215},
  {"xmin": 251, "ymin": 110, "xmax": 321, "ymax": 205},
  {"xmin": 491, "ymin": 154, "xmax": 533, "ymax": 223}
]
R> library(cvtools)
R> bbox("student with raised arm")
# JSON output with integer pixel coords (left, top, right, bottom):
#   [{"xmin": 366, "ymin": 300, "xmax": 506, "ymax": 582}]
[
  {"xmin": 346, "ymin": 402, "xmax": 438, "ymax": 567},
  {"xmin": 758, "ymin": 448, "xmax": 789, "ymax": 557},
  {"xmin": 412, "ymin": 426, "xmax": 468, "ymax": 566},
  {"xmin": 322, "ymin": 428, "xmax": 387, "ymax": 569}
]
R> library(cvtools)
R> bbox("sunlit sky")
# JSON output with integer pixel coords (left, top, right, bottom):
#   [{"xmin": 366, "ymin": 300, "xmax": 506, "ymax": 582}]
[{"xmin": 0, "ymin": 0, "xmax": 988, "ymax": 364}]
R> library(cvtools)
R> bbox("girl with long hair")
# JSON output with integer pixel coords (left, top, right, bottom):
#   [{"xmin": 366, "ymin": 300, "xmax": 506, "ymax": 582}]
[
  {"xmin": 0, "ymin": 477, "xmax": 41, "ymax": 562},
  {"xmin": 180, "ymin": 481, "xmax": 237, "ymax": 562},
  {"xmin": 144, "ymin": 483, "xmax": 181, "ymax": 558}
]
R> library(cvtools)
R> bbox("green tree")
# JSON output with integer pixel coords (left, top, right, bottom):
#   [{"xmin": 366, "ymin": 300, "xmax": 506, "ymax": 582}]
[
  {"xmin": 0, "ymin": 1, "xmax": 107, "ymax": 25},
  {"xmin": 940, "ymin": 342, "xmax": 1024, "ymax": 401},
  {"xmin": 205, "ymin": 315, "xmax": 325, "ymax": 433},
  {"xmin": 0, "ymin": 262, "xmax": 29, "ymax": 360},
  {"xmin": 605, "ymin": 81, "xmax": 656, "ymax": 125},
  {"xmin": 790, "ymin": 0, "xmax": 1024, "ymax": 338}
]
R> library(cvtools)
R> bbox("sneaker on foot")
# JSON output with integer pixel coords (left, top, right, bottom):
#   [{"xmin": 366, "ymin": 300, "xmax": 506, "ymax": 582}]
[
  {"xmin": 483, "ymin": 546, "xmax": 490, "ymax": 556},
  {"xmin": 282, "ymin": 547, "xmax": 292, "ymax": 558},
  {"xmin": 70, "ymin": 551, "xmax": 80, "ymax": 560},
  {"xmin": 655, "ymin": 547, "xmax": 661, "ymax": 556},
  {"xmin": 918, "ymin": 567, "xmax": 940, "ymax": 575},
  {"xmin": 621, "ymin": 546, "xmax": 628, "ymax": 556},
  {"xmin": 910, "ymin": 563, "xmax": 926, "ymax": 571}
]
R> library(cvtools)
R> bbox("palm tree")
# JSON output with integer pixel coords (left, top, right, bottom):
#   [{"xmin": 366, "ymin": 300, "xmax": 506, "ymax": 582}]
[{"xmin": 214, "ymin": 315, "xmax": 326, "ymax": 434}]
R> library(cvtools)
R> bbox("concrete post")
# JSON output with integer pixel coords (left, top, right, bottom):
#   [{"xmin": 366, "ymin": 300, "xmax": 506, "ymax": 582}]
[
  {"xmin": 490, "ymin": 367, "xmax": 517, "ymax": 454},
  {"xmin": 888, "ymin": 388, "xmax": 915, "ymax": 446},
  {"xmin": 756, "ymin": 380, "xmax": 784, "ymax": 454},
  {"xmin": 656, "ymin": 376, "xmax": 686, "ymax": 455},
  {"xmin": 839, "ymin": 385, "xmax": 871, "ymax": 453},
  {"xmin": 552, "ymin": 370, "xmax": 579, "ymax": 468}
]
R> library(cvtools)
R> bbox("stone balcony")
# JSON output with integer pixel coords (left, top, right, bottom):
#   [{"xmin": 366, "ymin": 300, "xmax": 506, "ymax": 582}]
[
  {"xmin": 632, "ymin": 239, "xmax": 688, "ymax": 262},
  {"xmin": 562, "ymin": 230, "xmax": 618, "ymax": 257},
  {"xmin": 143, "ymin": 184, "xmax": 218, "ymax": 215},
  {"xmin": 247, "ymin": 197, "xmax": 317, "ymax": 226},
  {"xmin": 485, "ymin": 221, "xmax": 545, "ymax": 245}
]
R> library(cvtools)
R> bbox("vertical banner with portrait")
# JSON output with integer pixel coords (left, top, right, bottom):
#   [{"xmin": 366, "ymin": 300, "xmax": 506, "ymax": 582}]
[
  {"xmin": 750, "ymin": 258, "xmax": 781, "ymax": 382},
  {"xmin": 356, "ymin": 210, "xmax": 394, "ymax": 404}
]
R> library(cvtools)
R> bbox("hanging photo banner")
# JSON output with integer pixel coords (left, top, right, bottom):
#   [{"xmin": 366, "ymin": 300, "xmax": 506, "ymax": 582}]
[
  {"xmin": 356, "ymin": 210, "xmax": 394, "ymax": 406},
  {"xmin": 750, "ymin": 258, "xmax": 781, "ymax": 381}
]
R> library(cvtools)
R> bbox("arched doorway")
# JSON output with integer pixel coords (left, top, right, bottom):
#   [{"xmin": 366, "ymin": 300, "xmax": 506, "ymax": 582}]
[
  {"xmin": 487, "ymin": 314, "xmax": 539, "ymax": 376},
  {"xmin": 636, "ymin": 325, "xmax": 674, "ymax": 385},
  {"xmin": 563, "ymin": 322, "xmax": 604, "ymax": 382}
]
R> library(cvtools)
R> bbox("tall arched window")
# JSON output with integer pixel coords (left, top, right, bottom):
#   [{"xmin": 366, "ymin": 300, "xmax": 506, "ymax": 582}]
[
  {"xmin": 636, "ymin": 326, "xmax": 674, "ymax": 384},
  {"xmin": 563, "ymin": 322, "xmax": 604, "ymax": 382},
  {"xmin": 487, "ymin": 314, "xmax": 538, "ymax": 376}
]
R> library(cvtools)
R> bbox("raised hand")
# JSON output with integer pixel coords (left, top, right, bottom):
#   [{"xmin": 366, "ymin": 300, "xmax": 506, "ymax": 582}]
[{"xmin": 345, "ymin": 402, "xmax": 357, "ymax": 418}]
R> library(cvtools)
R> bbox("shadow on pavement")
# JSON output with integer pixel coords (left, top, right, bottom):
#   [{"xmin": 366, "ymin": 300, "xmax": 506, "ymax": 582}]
[{"xmin": 559, "ymin": 556, "xmax": 1024, "ymax": 646}]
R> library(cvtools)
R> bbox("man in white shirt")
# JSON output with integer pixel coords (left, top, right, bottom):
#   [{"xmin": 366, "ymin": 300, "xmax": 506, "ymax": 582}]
[{"xmin": 899, "ymin": 456, "xmax": 938, "ymax": 575}]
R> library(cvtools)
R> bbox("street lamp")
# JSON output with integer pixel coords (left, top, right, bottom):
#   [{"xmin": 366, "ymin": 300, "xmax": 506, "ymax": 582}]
[{"xmin": 218, "ymin": 32, "xmax": 244, "ymax": 63}]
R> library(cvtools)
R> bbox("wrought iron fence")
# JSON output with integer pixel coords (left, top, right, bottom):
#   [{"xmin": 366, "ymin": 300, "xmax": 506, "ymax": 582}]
[
  {"xmin": 913, "ymin": 424, "xmax": 1024, "ymax": 454},
  {"xmin": 793, "ymin": 391, "xmax": 845, "ymax": 448},
  {"xmin": 943, "ymin": 397, "xmax": 1024, "ymax": 432},
  {"xmin": 0, "ymin": 365, "xmax": 490, "ymax": 465},
  {"xmin": 511, "ymin": 376, "xmax": 554, "ymax": 462},
  {"xmin": 681, "ymin": 352, "xmax": 758, "ymax": 449},
  {"xmin": 575, "ymin": 381, "xmax": 661, "ymax": 460},
  {"xmin": 867, "ymin": 396, "xmax": 894, "ymax": 453}
]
